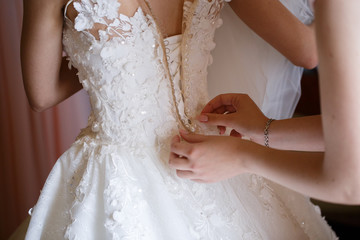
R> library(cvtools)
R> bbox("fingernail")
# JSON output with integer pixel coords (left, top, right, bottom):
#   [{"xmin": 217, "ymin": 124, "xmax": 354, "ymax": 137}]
[
  {"xmin": 179, "ymin": 129, "xmax": 189, "ymax": 135},
  {"xmin": 198, "ymin": 114, "xmax": 208, "ymax": 122}
]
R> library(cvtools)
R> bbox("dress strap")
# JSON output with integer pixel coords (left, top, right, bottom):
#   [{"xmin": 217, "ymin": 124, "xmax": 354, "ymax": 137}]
[{"xmin": 64, "ymin": 0, "xmax": 74, "ymax": 20}]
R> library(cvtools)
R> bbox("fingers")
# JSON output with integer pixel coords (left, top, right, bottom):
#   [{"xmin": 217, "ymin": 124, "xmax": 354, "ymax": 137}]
[
  {"xmin": 230, "ymin": 129, "xmax": 242, "ymax": 138},
  {"xmin": 176, "ymin": 170, "xmax": 209, "ymax": 182},
  {"xmin": 218, "ymin": 126, "xmax": 226, "ymax": 135},
  {"xmin": 176, "ymin": 170, "xmax": 194, "ymax": 179},
  {"xmin": 203, "ymin": 105, "xmax": 236, "ymax": 115},
  {"xmin": 170, "ymin": 132, "xmax": 206, "ymax": 158},
  {"xmin": 169, "ymin": 132, "xmax": 205, "ymax": 170},
  {"xmin": 169, "ymin": 156, "xmax": 191, "ymax": 170},
  {"xmin": 175, "ymin": 169, "xmax": 210, "ymax": 183},
  {"xmin": 201, "ymin": 93, "xmax": 245, "ymax": 113},
  {"xmin": 169, "ymin": 142, "xmax": 197, "ymax": 180},
  {"xmin": 169, "ymin": 147, "xmax": 198, "ymax": 180},
  {"xmin": 201, "ymin": 94, "xmax": 234, "ymax": 113},
  {"xmin": 179, "ymin": 131, "xmax": 208, "ymax": 143},
  {"xmin": 169, "ymin": 135, "xmax": 194, "ymax": 172},
  {"xmin": 170, "ymin": 137, "xmax": 192, "ymax": 158},
  {"xmin": 192, "ymin": 179, "xmax": 207, "ymax": 183},
  {"xmin": 197, "ymin": 113, "xmax": 238, "ymax": 129},
  {"xmin": 171, "ymin": 134, "xmax": 181, "ymax": 144}
]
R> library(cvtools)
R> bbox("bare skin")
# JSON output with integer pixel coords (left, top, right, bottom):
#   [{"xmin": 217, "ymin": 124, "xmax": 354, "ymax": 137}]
[
  {"xmin": 315, "ymin": 0, "xmax": 360, "ymax": 204},
  {"xmin": 198, "ymin": 93, "xmax": 324, "ymax": 151},
  {"xmin": 169, "ymin": 0, "xmax": 360, "ymax": 205},
  {"xmin": 21, "ymin": 0, "xmax": 81, "ymax": 112},
  {"xmin": 21, "ymin": 0, "xmax": 187, "ymax": 112},
  {"xmin": 21, "ymin": 0, "xmax": 316, "ymax": 112},
  {"xmin": 229, "ymin": 0, "xmax": 317, "ymax": 69},
  {"xmin": 170, "ymin": 131, "xmax": 326, "ymax": 196},
  {"xmin": 169, "ymin": 117, "xmax": 359, "ymax": 204}
]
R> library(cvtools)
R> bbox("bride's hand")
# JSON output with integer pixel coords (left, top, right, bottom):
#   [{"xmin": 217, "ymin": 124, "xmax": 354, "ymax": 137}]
[
  {"xmin": 198, "ymin": 93, "xmax": 268, "ymax": 145},
  {"xmin": 169, "ymin": 131, "xmax": 258, "ymax": 183}
]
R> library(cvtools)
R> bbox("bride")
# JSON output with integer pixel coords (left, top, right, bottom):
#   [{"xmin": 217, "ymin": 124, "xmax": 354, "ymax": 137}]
[{"xmin": 22, "ymin": 0, "xmax": 336, "ymax": 239}]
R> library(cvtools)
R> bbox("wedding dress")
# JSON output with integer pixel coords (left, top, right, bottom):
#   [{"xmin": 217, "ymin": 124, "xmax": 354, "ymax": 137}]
[{"xmin": 25, "ymin": 0, "xmax": 337, "ymax": 239}]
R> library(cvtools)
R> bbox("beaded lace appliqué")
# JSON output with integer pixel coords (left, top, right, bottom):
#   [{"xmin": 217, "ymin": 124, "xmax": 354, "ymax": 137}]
[{"xmin": 58, "ymin": 0, "xmax": 338, "ymax": 239}]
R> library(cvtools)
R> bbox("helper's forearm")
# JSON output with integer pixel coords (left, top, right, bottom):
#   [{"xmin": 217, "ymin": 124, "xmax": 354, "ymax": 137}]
[
  {"xmin": 315, "ymin": 0, "xmax": 360, "ymax": 203},
  {"xmin": 246, "ymin": 145, "xmax": 359, "ymax": 204},
  {"xmin": 258, "ymin": 115, "xmax": 324, "ymax": 151}
]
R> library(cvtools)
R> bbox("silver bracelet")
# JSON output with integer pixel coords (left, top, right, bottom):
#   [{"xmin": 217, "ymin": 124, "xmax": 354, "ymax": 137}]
[{"xmin": 264, "ymin": 118, "xmax": 274, "ymax": 148}]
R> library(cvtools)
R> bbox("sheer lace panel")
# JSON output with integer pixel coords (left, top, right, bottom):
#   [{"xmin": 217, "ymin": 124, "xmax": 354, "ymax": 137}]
[
  {"xmin": 64, "ymin": 0, "xmax": 147, "ymax": 41},
  {"xmin": 64, "ymin": 0, "xmax": 195, "ymax": 41}
]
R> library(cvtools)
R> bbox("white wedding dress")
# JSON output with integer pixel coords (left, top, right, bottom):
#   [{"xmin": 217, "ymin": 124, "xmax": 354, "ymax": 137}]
[{"xmin": 26, "ymin": 0, "xmax": 337, "ymax": 239}]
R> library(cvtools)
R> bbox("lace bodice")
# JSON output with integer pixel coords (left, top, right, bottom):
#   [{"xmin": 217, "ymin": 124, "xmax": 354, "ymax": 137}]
[
  {"xmin": 63, "ymin": 0, "xmax": 228, "ymax": 147},
  {"xmin": 25, "ymin": 1, "xmax": 338, "ymax": 239}
]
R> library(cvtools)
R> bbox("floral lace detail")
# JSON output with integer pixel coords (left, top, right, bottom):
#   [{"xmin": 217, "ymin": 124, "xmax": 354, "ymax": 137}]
[
  {"xmin": 64, "ymin": 2, "xmax": 179, "ymax": 149},
  {"xmin": 73, "ymin": 0, "xmax": 121, "ymax": 31},
  {"xmin": 24, "ymin": 0, "xmax": 337, "ymax": 239},
  {"xmin": 162, "ymin": 174, "xmax": 254, "ymax": 239},
  {"xmin": 248, "ymin": 175, "xmax": 305, "ymax": 225},
  {"xmin": 63, "ymin": 0, "xmax": 225, "ymax": 146},
  {"xmin": 247, "ymin": 174, "xmax": 338, "ymax": 240},
  {"xmin": 63, "ymin": 2, "xmax": 250, "ymax": 236},
  {"xmin": 181, "ymin": 0, "xmax": 225, "ymax": 122}
]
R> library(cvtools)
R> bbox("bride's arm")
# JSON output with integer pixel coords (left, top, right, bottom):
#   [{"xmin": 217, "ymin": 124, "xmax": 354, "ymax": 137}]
[
  {"xmin": 198, "ymin": 93, "xmax": 324, "ymax": 151},
  {"xmin": 229, "ymin": 0, "xmax": 317, "ymax": 69},
  {"xmin": 21, "ymin": 0, "xmax": 81, "ymax": 112}
]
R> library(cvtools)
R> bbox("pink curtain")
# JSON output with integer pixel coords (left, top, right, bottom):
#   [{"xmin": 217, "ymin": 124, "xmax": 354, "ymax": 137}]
[{"xmin": 0, "ymin": 0, "xmax": 90, "ymax": 238}]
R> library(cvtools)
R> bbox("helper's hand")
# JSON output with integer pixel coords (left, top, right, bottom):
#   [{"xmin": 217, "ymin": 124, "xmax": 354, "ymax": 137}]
[
  {"xmin": 169, "ymin": 130, "xmax": 258, "ymax": 183},
  {"xmin": 198, "ymin": 93, "xmax": 268, "ymax": 145}
]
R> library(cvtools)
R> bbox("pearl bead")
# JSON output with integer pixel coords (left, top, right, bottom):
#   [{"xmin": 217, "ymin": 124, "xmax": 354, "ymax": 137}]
[
  {"xmin": 111, "ymin": 200, "xmax": 118, "ymax": 206},
  {"xmin": 91, "ymin": 122, "xmax": 100, "ymax": 132},
  {"xmin": 112, "ymin": 211, "xmax": 122, "ymax": 222}
]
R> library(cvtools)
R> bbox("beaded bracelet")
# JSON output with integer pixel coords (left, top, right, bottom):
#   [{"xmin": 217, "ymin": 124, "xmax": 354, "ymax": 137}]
[{"xmin": 264, "ymin": 118, "xmax": 274, "ymax": 148}]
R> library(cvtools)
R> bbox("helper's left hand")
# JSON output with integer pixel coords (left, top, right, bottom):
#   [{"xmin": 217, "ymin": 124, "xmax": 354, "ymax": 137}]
[
  {"xmin": 198, "ymin": 93, "xmax": 268, "ymax": 145},
  {"xmin": 169, "ymin": 130, "xmax": 257, "ymax": 183}
]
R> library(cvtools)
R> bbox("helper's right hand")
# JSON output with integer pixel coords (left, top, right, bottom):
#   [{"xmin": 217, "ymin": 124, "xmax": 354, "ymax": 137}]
[{"xmin": 198, "ymin": 93, "xmax": 268, "ymax": 144}]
